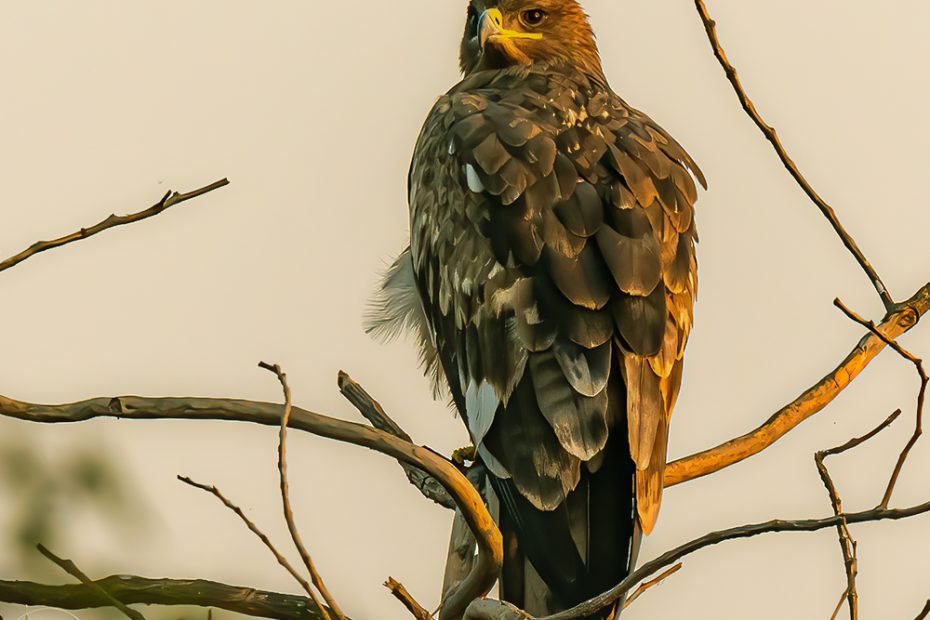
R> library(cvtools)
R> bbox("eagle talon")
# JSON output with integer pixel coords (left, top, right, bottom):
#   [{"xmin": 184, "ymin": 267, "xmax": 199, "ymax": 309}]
[{"xmin": 452, "ymin": 445, "xmax": 477, "ymax": 466}]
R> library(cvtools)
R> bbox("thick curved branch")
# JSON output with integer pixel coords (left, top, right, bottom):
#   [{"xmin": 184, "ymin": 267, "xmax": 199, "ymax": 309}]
[
  {"xmin": 0, "ymin": 575, "xmax": 330, "ymax": 620},
  {"xmin": 665, "ymin": 282, "xmax": 929, "ymax": 486},
  {"xmin": 692, "ymin": 0, "xmax": 893, "ymax": 309},
  {"xmin": 541, "ymin": 500, "xmax": 930, "ymax": 620},
  {"xmin": 0, "ymin": 386, "xmax": 502, "ymax": 620},
  {"xmin": 0, "ymin": 179, "xmax": 229, "ymax": 276}
]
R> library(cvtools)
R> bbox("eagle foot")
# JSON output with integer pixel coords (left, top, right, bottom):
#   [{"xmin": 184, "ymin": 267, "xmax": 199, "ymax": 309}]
[{"xmin": 452, "ymin": 444, "xmax": 477, "ymax": 466}]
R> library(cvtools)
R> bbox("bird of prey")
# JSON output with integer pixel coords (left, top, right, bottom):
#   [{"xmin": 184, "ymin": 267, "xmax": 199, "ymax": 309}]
[{"xmin": 369, "ymin": 0, "xmax": 703, "ymax": 615}]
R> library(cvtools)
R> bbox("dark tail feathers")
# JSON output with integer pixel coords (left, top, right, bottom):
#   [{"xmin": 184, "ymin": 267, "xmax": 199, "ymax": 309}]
[{"xmin": 490, "ymin": 436, "xmax": 641, "ymax": 618}]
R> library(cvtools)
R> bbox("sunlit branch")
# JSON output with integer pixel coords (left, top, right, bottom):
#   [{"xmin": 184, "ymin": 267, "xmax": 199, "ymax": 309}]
[{"xmin": 665, "ymin": 282, "xmax": 929, "ymax": 486}]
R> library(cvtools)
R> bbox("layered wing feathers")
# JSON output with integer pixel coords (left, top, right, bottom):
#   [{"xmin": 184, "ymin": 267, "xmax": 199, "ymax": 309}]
[{"xmin": 405, "ymin": 69, "xmax": 701, "ymax": 532}]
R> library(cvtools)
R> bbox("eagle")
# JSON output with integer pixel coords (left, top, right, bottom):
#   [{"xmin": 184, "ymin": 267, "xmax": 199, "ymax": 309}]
[{"xmin": 369, "ymin": 0, "xmax": 703, "ymax": 615}]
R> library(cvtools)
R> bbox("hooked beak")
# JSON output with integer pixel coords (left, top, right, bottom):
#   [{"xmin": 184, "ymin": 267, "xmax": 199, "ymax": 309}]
[{"xmin": 477, "ymin": 8, "xmax": 542, "ymax": 50}]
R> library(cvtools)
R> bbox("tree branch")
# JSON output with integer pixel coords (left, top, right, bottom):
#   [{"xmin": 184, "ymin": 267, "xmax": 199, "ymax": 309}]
[
  {"xmin": 385, "ymin": 577, "xmax": 432, "ymax": 620},
  {"xmin": 665, "ymin": 282, "xmax": 929, "ymax": 486},
  {"xmin": 691, "ymin": 0, "xmax": 893, "ymax": 309},
  {"xmin": 337, "ymin": 371, "xmax": 454, "ymax": 509},
  {"xmin": 541, "ymin": 500, "xmax": 930, "ymax": 620},
  {"xmin": 463, "ymin": 600, "xmax": 531, "ymax": 620},
  {"xmin": 0, "ymin": 575, "xmax": 330, "ymax": 620},
  {"xmin": 443, "ymin": 510, "xmax": 478, "ymax": 602},
  {"xmin": 0, "ymin": 381, "xmax": 502, "ymax": 620},
  {"xmin": 0, "ymin": 179, "xmax": 229, "ymax": 276},
  {"xmin": 262, "ymin": 362, "xmax": 346, "ymax": 620},
  {"xmin": 621, "ymin": 563, "xmax": 682, "ymax": 611},
  {"xmin": 833, "ymin": 299, "xmax": 927, "ymax": 508},
  {"xmin": 814, "ymin": 410, "xmax": 901, "ymax": 620},
  {"xmin": 35, "ymin": 545, "xmax": 146, "ymax": 620},
  {"xmin": 916, "ymin": 599, "xmax": 930, "ymax": 620}
]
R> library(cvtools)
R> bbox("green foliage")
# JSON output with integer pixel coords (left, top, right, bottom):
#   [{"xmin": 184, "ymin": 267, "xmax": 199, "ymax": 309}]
[{"xmin": 0, "ymin": 431, "xmax": 146, "ymax": 578}]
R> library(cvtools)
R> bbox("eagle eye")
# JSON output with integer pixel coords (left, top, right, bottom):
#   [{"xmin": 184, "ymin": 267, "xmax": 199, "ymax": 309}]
[{"xmin": 520, "ymin": 8, "xmax": 547, "ymax": 28}]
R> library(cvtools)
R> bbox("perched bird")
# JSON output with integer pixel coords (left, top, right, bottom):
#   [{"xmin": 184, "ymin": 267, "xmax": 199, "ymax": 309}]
[{"xmin": 369, "ymin": 0, "xmax": 703, "ymax": 615}]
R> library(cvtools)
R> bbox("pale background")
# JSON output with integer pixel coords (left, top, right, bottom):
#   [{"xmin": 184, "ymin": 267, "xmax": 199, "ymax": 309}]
[{"xmin": 1, "ymin": 1, "xmax": 928, "ymax": 618}]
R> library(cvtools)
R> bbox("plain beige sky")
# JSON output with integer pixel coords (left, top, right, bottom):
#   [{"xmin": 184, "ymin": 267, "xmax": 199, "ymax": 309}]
[{"xmin": 1, "ymin": 1, "xmax": 929, "ymax": 618}]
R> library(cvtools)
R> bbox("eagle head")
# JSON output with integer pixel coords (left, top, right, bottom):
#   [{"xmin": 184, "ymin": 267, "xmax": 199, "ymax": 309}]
[{"xmin": 459, "ymin": 0, "xmax": 604, "ymax": 80}]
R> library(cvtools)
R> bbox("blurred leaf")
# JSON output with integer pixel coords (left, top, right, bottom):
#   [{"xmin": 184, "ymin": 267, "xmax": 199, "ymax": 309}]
[{"xmin": 0, "ymin": 430, "xmax": 148, "ymax": 575}]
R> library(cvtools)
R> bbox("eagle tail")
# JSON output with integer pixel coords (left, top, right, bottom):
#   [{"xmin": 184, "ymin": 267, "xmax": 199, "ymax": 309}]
[{"xmin": 490, "ymin": 433, "xmax": 641, "ymax": 618}]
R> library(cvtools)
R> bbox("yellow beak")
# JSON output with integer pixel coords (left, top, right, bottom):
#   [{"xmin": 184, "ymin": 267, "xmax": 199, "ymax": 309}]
[{"xmin": 478, "ymin": 8, "xmax": 542, "ymax": 49}]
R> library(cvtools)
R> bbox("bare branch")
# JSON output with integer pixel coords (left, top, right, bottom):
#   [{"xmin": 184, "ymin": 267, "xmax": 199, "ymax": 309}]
[
  {"xmin": 0, "ymin": 178, "xmax": 229, "ymax": 276},
  {"xmin": 829, "ymin": 591, "xmax": 847, "ymax": 620},
  {"xmin": 36, "ymin": 544, "xmax": 146, "ymax": 620},
  {"xmin": 622, "ymin": 563, "xmax": 683, "ymax": 610},
  {"xmin": 385, "ymin": 577, "xmax": 432, "ymax": 620},
  {"xmin": 691, "ymin": 0, "xmax": 893, "ymax": 309},
  {"xmin": 541, "ymin": 500, "xmax": 930, "ymax": 620},
  {"xmin": 665, "ymin": 282, "xmax": 929, "ymax": 486},
  {"xmin": 177, "ymin": 475, "xmax": 326, "ymax": 614},
  {"xmin": 0, "ymin": 575, "xmax": 331, "ymax": 620},
  {"xmin": 1, "ymin": 385, "xmax": 502, "ymax": 620},
  {"xmin": 916, "ymin": 599, "xmax": 930, "ymax": 620},
  {"xmin": 443, "ymin": 510, "xmax": 478, "ymax": 602},
  {"xmin": 814, "ymin": 410, "xmax": 900, "ymax": 620},
  {"xmin": 338, "ymin": 371, "xmax": 454, "ymax": 509},
  {"xmin": 834, "ymin": 299, "xmax": 928, "ymax": 508},
  {"xmin": 463, "ymin": 600, "xmax": 532, "ymax": 620},
  {"xmin": 261, "ymin": 362, "xmax": 346, "ymax": 620}
]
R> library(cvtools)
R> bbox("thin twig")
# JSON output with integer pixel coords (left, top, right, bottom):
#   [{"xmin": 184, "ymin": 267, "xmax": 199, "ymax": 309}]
[
  {"xmin": 834, "ymin": 299, "xmax": 927, "ymax": 507},
  {"xmin": 814, "ymin": 410, "xmax": 900, "ymax": 620},
  {"xmin": 385, "ymin": 578, "xmax": 432, "ymax": 620},
  {"xmin": 622, "ymin": 563, "xmax": 683, "ymax": 610},
  {"xmin": 829, "ymin": 590, "xmax": 847, "ymax": 620},
  {"xmin": 176, "ymin": 475, "xmax": 328, "ymax": 614},
  {"xmin": 692, "ymin": 0, "xmax": 893, "ymax": 310},
  {"xmin": 260, "ymin": 362, "xmax": 346, "ymax": 620},
  {"xmin": 665, "ymin": 281, "xmax": 929, "ymax": 486},
  {"xmin": 915, "ymin": 599, "xmax": 930, "ymax": 620},
  {"xmin": 0, "ymin": 179, "xmax": 229, "ymax": 275},
  {"xmin": 36, "ymin": 544, "xmax": 146, "ymax": 620},
  {"xmin": 540, "ymin": 499, "xmax": 930, "ymax": 620}
]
